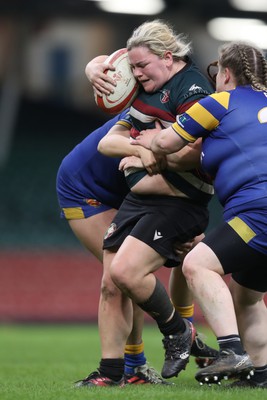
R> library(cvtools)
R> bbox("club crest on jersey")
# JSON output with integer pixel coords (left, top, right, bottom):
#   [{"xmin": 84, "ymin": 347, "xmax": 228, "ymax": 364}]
[
  {"xmin": 104, "ymin": 223, "xmax": 117, "ymax": 239},
  {"xmin": 85, "ymin": 198, "xmax": 102, "ymax": 207},
  {"xmin": 160, "ymin": 89, "xmax": 170, "ymax": 104}
]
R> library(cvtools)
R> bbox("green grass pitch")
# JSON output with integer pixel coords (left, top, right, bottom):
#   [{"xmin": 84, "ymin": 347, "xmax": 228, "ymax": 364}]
[{"xmin": 0, "ymin": 324, "xmax": 263, "ymax": 400}]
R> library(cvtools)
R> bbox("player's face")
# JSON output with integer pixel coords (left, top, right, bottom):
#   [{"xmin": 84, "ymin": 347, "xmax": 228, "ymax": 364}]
[{"xmin": 128, "ymin": 46, "xmax": 171, "ymax": 93}]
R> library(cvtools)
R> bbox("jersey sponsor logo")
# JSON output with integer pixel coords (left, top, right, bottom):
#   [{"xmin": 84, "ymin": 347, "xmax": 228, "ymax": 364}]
[
  {"xmin": 85, "ymin": 198, "xmax": 102, "ymax": 207},
  {"xmin": 153, "ymin": 230, "xmax": 163, "ymax": 240},
  {"xmin": 184, "ymin": 85, "xmax": 210, "ymax": 99},
  {"xmin": 160, "ymin": 89, "xmax": 170, "ymax": 104},
  {"xmin": 104, "ymin": 223, "xmax": 117, "ymax": 239},
  {"xmin": 189, "ymin": 83, "xmax": 203, "ymax": 92}
]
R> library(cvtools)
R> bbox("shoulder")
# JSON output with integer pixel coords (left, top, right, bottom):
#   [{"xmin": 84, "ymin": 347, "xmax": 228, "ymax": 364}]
[
  {"xmin": 187, "ymin": 91, "xmax": 231, "ymax": 122},
  {"xmin": 208, "ymin": 91, "xmax": 231, "ymax": 110},
  {"xmin": 170, "ymin": 62, "xmax": 213, "ymax": 105}
]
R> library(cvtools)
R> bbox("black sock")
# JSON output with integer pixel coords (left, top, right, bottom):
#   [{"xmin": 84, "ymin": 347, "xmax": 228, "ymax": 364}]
[
  {"xmin": 217, "ymin": 335, "xmax": 244, "ymax": 355},
  {"xmin": 99, "ymin": 358, "xmax": 124, "ymax": 381},
  {"xmin": 158, "ymin": 310, "xmax": 186, "ymax": 336},
  {"xmin": 137, "ymin": 278, "xmax": 185, "ymax": 336},
  {"xmin": 253, "ymin": 365, "xmax": 267, "ymax": 383},
  {"xmin": 137, "ymin": 278, "xmax": 174, "ymax": 322}
]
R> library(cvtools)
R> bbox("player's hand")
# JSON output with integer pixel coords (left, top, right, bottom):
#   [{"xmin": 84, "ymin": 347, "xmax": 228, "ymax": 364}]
[
  {"xmin": 137, "ymin": 146, "xmax": 166, "ymax": 175},
  {"xmin": 174, "ymin": 233, "xmax": 205, "ymax": 256},
  {"xmin": 85, "ymin": 57, "xmax": 116, "ymax": 97},
  {"xmin": 119, "ymin": 156, "xmax": 143, "ymax": 171},
  {"xmin": 131, "ymin": 120, "xmax": 162, "ymax": 149},
  {"xmin": 174, "ymin": 239, "xmax": 194, "ymax": 256}
]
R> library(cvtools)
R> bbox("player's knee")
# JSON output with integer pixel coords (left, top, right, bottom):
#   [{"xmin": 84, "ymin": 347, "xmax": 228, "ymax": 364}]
[
  {"xmin": 110, "ymin": 259, "xmax": 133, "ymax": 293},
  {"xmin": 100, "ymin": 274, "xmax": 120, "ymax": 300},
  {"xmin": 182, "ymin": 254, "xmax": 196, "ymax": 281}
]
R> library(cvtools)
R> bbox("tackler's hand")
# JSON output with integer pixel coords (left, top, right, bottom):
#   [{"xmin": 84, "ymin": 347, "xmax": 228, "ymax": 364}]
[
  {"xmin": 174, "ymin": 239, "xmax": 194, "ymax": 256},
  {"xmin": 131, "ymin": 121, "xmax": 162, "ymax": 150}
]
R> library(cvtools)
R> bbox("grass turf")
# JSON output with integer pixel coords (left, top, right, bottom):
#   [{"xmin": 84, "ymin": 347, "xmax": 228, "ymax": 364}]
[{"xmin": 0, "ymin": 324, "xmax": 263, "ymax": 400}]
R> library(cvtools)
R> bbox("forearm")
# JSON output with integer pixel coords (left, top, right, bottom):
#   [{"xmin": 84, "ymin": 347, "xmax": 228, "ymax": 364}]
[
  {"xmin": 98, "ymin": 135, "xmax": 142, "ymax": 158},
  {"xmin": 150, "ymin": 127, "xmax": 186, "ymax": 154},
  {"xmin": 166, "ymin": 143, "xmax": 201, "ymax": 171}
]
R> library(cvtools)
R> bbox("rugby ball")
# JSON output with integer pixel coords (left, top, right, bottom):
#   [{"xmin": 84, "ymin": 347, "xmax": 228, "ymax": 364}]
[{"xmin": 95, "ymin": 48, "xmax": 139, "ymax": 115}]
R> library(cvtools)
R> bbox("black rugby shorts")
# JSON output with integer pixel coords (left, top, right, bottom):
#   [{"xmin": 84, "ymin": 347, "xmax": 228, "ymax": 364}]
[
  {"xmin": 103, "ymin": 193, "xmax": 209, "ymax": 267},
  {"xmin": 203, "ymin": 222, "xmax": 267, "ymax": 292}
]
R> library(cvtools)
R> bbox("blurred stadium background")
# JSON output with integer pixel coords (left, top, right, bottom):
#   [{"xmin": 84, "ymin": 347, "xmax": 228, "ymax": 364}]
[{"xmin": 0, "ymin": 0, "xmax": 266, "ymax": 323}]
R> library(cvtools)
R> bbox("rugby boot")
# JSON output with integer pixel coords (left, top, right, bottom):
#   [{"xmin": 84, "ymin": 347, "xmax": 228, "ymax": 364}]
[
  {"xmin": 162, "ymin": 319, "xmax": 196, "ymax": 378},
  {"xmin": 195, "ymin": 349, "xmax": 254, "ymax": 385},
  {"xmin": 125, "ymin": 363, "xmax": 174, "ymax": 385},
  {"xmin": 227, "ymin": 376, "xmax": 267, "ymax": 389},
  {"xmin": 191, "ymin": 333, "xmax": 219, "ymax": 368},
  {"xmin": 74, "ymin": 370, "xmax": 124, "ymax": 387}
]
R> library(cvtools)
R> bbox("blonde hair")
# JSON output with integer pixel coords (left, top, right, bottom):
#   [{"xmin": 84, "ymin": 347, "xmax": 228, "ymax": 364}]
[
  {"xmin": 219, "ymin": 41, "xmax": 267, "ymax": 91},
  {"xmin": 126, "ymin": 19, "xmax": 191, "ymax": 61}
]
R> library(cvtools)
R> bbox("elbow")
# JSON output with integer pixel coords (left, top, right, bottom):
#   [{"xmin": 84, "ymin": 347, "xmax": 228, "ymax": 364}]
[
  {"xmin": 97, "ymin": 140, "xmax": 106, "ymax": 154},
  {"xmin": 151, "ymin": 138, "xmax": 169, "ymax": 154},
  {"xmin": 158, "ymin": 138, "xmax": 167, "ymax": 151},
  {"xmin": 85, "ymin": 62, "xmax": 91, "ymax": 80}
]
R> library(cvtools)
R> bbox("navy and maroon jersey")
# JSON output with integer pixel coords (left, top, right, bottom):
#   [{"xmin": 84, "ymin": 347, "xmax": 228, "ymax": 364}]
[{"xmin": 117, "ymin": 59, "xmax": 214, "ymax": 206}]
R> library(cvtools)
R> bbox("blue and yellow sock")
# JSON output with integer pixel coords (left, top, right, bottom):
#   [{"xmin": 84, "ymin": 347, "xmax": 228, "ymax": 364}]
[
  {"xmin": 174, "ymin": 304, "xmax": 194, "ymax": 323},
  {"xmin": 124, "ymin": 341, "xmax": 146, "ymax": 375}
]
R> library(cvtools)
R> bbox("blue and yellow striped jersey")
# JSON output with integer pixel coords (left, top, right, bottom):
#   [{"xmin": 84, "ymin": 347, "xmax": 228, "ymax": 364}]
[{"xmin": 173, "ymin": 85, "xmax": 267, "ymax": 209}]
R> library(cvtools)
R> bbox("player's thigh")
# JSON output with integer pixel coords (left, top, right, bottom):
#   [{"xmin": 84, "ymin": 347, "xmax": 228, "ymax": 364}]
[
  {"xmin": 69, "ymin": 208, "xmax": 117, "ymax": 262},
  {"xmin": 112, "ymin": 235, "xmax": 166, "ymax": 282},
  {"xmin": 183, "ymin": 241, "xmax": 225, "ymax": 277},
  {"xmin": 229, "ymin": 278, "xmax": 265, "ymax": 306}
]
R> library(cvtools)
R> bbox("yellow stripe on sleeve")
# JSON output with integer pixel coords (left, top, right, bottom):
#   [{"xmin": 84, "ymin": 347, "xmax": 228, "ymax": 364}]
[
  {"xmin": 228, "ymin": 217, "xmax": 256, "ymax": 243},
  {"xmin": 210, "ymin": 92, "xmax": 230, "ymax": 109},
  {"xmin": 187, "ymin": 102, "xmax": 219, "ymax": 131},
  {"xmin": 116, "ymin": 120, "xmax": 132, "ymax": 129},
  {"xmin": 172, "ymin": 122, "xmax": 196, "ymax": 142}
]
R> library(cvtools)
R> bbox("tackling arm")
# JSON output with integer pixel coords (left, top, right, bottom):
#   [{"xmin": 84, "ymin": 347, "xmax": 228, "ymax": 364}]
[
  {"xmin": 132, "ymin": 125, "xmax": 188, "ymax": 155},
  {"xmin": 166, "ymin": 139, "xmax": 202, "ymax": 171},
  {"xmin": 98, "ymin": 125, "xmax": 166, "ymax": 175},
  {"xmin": 97, "ymin": 124, "xmax": 140, "ymax": 158}
]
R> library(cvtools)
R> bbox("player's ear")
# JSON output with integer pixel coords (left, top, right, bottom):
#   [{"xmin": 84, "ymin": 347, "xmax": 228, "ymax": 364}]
[
  {"xmin": 224, "ymin": 67, "xmax": 231, "ymax": 84},
  {"xmin": 163, "ymin": 51, "xmax": 173, "ymax": 64}
]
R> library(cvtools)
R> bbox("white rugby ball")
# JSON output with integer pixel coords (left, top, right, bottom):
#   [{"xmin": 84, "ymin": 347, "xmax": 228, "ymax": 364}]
[{"xmin": 95, "ymin": 48, "xmax": 139, "ymax": 115}]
